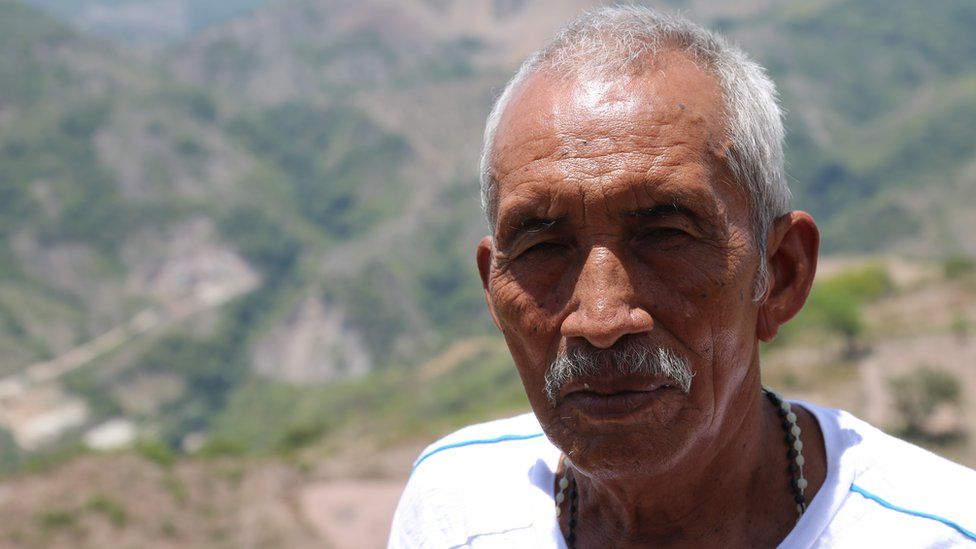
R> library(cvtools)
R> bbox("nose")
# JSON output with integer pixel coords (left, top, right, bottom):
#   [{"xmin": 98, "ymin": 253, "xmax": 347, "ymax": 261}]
[{"xmin": 560, "ymin": 246, "xmax": 654, "ymax": 348}]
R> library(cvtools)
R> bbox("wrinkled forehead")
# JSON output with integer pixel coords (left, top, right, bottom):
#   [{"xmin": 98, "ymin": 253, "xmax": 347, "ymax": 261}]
[{"xmin": 489, "ymin": 51, "xmax": 730, "ymax": 210}]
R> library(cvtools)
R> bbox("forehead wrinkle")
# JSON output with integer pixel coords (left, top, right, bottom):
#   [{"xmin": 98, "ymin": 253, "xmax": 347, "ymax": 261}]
[
  {"xmin": 555, "ymin": 129, "xmax": 676, "ymax": 165},
  {"xmin": 492, "ymin": 60, "xmax": 734, "ymax": 234},
  {"xmin": 559, "ymin": 116, "xmax": 671, "ymax": 144},
  {"xmin": 552, "ymin": 129, "xmax": 715, "ymax": 187},
  {"xmin": 627, "ymin": 174, "xmax": 722, "ymax": 223},
  {"xmin": 575, "ymin": 182, "xmax": 589, "ymax": 228},
  {"xmin": 495, "ymin": 178, "xmax": 575, "ymax": 236},
  {"xmin": 493, "ymin": 131, "xmax": 563, "ymax": 183}
]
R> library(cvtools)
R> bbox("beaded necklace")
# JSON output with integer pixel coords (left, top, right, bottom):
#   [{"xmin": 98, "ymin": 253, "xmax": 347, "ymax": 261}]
[{"xmin": 555, "ymin": 388, "xmax": 808, "ymax": 548}]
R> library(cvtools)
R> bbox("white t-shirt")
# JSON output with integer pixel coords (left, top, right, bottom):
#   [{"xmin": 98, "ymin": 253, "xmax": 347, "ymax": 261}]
[{"xmin": 389, "ymin": 402, "xmax": 976, "ymax": 548}]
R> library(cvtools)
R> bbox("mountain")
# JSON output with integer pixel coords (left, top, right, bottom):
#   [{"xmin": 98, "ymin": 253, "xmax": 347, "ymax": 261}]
[
  {"xmin": 740, "ymin": 0, "xmax": 976, "ymax": 254},
  {"xmin": 160, "ymin": 0, "xmax": 976, "ymax": 256},
  {"xmin": 0, "ymin": 0, "xmax": 499, "ymax": 464},
  {"xmin": 19, "ymin": 0, "xmax": 272, "ymax": 42},
  {"xmin": 1, "ymin": 0, "xmax": 976, "ymax": 472}
]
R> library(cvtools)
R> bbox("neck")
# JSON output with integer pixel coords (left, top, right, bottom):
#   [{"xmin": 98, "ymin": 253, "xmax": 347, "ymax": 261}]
[{"xmin": 565, "ymin": 384, "xmax": 802, "ymax": 548}]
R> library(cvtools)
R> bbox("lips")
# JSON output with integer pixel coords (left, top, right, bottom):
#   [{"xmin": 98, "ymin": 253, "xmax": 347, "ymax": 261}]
[{"xmin": 560, "ymin": 375, "xmax": 676, "ymax": 420}]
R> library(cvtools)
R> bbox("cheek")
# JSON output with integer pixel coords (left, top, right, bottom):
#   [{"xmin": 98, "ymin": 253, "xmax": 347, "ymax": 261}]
[
  {"xmin": 646, "ymin": 250, "xmax": 733, "ymax": 296},
  {"xmin": 505, "ymin": 256, "xmax": 572, "ymax": 305},
  {"xmin": 490, "ymin": 255, "xmax": 574, "ymax": 323},
  {"xmin": 491, "ymin": 276, "xmax": 546, "ymax": 325},
  {"xmin": 488, "ymin": 279, "xmax": 562, "ymax": 416},
  {"xmin": 638, "ymin": 249, "xmax": 755, "ymax": 362},
  {"xmin": 488, "ymin": 273, "xmax": 563, "ymax": 360}
]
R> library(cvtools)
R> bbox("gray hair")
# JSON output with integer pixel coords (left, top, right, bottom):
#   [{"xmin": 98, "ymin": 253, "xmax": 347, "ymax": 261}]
[
  {"xmin": 479, "ymin": 5, "xmax": 791, "ymax": 299},
  {"xmin": 544, "ymin": 339, "xmax": 693, "ymax": 405}
]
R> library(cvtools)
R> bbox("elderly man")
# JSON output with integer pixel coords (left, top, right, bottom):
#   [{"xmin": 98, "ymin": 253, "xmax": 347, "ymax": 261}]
[{"xmin": 390, "ymin": 6, "xmax": 976, "ymax": 548}]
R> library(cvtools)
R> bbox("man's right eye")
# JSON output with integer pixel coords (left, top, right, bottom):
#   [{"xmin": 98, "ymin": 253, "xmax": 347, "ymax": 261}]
[
  {"xmin": 638, "ymin": 227, "xmax": 688, "ymax": 240},
  {"xmin": 523, "ymin": 240, "xmax": 567, "ymax": 256}
]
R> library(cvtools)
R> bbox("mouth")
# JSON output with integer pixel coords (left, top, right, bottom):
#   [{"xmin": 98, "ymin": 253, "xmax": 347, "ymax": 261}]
[{"xmin": 560, "ymin": 377, "xmax": 677, "ymax": 420}]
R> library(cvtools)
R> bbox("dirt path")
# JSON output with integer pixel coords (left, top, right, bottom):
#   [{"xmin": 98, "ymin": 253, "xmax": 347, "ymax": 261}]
[{"xmin": 0, "ymin": 279, "xmax": 253, "ymax": 402}]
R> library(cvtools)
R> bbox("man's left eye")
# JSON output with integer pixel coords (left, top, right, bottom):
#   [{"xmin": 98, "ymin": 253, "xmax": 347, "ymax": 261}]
[{"xmin": 638, "ymin": 227, "xmax": 687, "ymax": 239}]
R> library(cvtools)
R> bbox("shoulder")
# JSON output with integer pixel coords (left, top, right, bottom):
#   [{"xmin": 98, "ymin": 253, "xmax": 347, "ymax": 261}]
[
  {"xmin": 389, "ymin": 413, "xmax": 558, "ymax": 548},
  {"xmin": 411, "ymin": 412, "xmax": 549, "ymax": 471},
  {"xmin": 829, "ymin": 406, "xmax": 976, "ymax": 503},
  {"xmin": 809, "ymin": 403, "xmax": 976, "ymax": 545}
]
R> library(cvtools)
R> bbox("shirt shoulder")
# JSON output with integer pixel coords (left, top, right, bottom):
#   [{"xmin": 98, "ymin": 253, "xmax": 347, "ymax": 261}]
[
  {"xmin": 810, "ymin": 404, "xmax": 976, "ymax": 546},
  {"xmin": 411, "ymin": 412, "xmax": 549, "ymax": 470},
  {"xmin": 389, "ymin": 413, "xmax": 560, "ymax": 548}
]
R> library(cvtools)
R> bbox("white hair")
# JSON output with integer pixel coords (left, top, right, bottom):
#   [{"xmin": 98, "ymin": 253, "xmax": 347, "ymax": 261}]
[{"xmin": 479, "ymin": 5, "xmax": 791, "ymax": 299}]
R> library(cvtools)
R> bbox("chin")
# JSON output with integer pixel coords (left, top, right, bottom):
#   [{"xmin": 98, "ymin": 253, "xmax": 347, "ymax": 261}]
[{"xmin": 542, "ymin": 402, "xmax": 701, "ymax": 480}]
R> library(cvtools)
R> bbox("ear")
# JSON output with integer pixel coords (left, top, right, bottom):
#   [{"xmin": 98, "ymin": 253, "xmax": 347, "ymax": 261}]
[
  {"xmin": 756, "ymin": 211, "xmax": 819, "ymax": 341},
  {"xmin": 477, "ymin": 236, "xmax": 503, "ymax": 332}
]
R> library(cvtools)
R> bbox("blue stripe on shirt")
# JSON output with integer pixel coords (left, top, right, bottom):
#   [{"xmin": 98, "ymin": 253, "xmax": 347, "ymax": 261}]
[
  {"xmin": 850, "ymin": 483, "xmax": 976, "ymax": 541},
  {"xmin": 413, "ymin": 432, "xmax": 545, "ymax": 470}
]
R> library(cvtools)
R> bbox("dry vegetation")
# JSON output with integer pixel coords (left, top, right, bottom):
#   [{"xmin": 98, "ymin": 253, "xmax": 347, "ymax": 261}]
[
  {"xmin": 0, "ymin": 453, "xmax": 319, "ymax": 548},
  {"xmin": 763, "ymin": 256, "xmax": 976, "ymax": 466},
  {"xmin": 1, "ymin": 258, "xmax": 973, "ymax": 549}
]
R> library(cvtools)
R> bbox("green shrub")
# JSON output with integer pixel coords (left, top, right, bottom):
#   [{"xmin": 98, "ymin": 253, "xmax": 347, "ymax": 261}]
[
  {"xmin": 820, "ymin": 264, "xmax": 893, "ymax": 301},
  {"xmin": 779, "ymin": 264, "xmax": 892, "ymax": 352},
  {"xmin": 890, "ymin": 366, "xmax": 962, "ymax": 439},
  {"xmin": 85, "ymin": 495, "xmax": 128, "ymax": 527},
  {"xmin": 277, "ymin": 419, "xmax": 329, "ymax": 453},
  {"xmin": 35, "ymin": 508, "xmax": 78, "ymax": 532},
  {"xmin": 944, "ymin": 254, "xmax": 976, "ymax": 279},
  {"xmin": 136, "ymin": 440, "xmax": 175, "ymax": 468},
  {"xmin": 197, "ymin": 436, "xmax": 247, "ymax": 457}
]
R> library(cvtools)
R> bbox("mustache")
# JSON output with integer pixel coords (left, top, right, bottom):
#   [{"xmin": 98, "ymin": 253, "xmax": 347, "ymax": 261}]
[{"xmin": 544, "ymin": 339, "xmax": 694, "ymax": 405}]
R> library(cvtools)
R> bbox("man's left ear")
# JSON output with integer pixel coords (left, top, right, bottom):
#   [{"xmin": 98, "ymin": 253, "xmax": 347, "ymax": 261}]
[{"xmin": 756, "ymin": 211, "xmax": 819, "ymax": 341}]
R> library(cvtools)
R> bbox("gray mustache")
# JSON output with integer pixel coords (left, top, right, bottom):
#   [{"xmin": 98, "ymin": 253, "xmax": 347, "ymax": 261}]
[{"xmin": 544, "ymin": 340, "xmax": 694, "ymax": 405}]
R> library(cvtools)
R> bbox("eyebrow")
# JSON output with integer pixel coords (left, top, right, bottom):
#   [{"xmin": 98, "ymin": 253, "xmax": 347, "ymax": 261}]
[
  {"xmin": 627, "ymin": 203, "xmax": 695, "ymax": 219},
  {"xmin": 502, "ymin": 215, "xmax": 565, "ymax": 246},
  {"xmin": 627, "ymin": 201, "xmax": 719, "ymax": 234}
]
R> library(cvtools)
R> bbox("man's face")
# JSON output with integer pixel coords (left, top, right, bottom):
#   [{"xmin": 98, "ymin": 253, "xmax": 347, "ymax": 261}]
[{"xmin": 479, "ymin": 52, "xmax": 767, "ymax": 478}]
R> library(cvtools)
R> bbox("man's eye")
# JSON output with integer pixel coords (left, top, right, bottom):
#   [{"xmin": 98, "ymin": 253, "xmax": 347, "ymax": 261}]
[
  {"xmin": 523, "ymin": 241, "xmax": 566, "ymax": 255},
  {"xmin": 639, "ymin": 227, "xmax": 687, "ymax": 239}
]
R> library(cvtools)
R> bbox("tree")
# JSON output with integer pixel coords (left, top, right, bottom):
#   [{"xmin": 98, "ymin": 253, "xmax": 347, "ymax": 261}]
[{"xmin": 890, "ymin": 366, "xmax": 962, "ymax": 441}]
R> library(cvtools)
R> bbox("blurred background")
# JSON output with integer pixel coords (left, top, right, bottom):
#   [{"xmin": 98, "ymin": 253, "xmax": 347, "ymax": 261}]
[{"xmin": 0, "ymin": 0, "xmax": 974, "ymax": 547}]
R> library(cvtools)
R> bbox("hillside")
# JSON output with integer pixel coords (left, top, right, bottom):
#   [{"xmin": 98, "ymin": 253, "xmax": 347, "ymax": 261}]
[
  {"xmin": 0, "ymin": 0, "xmax": 500, "ymax": 467},
  {"xmin": 157, "ymin": 0, "xmax": 976, "ymax": 256},
  {"xmin": 0, "ymin": 257, "xmax": 974, "ymax": 548},
  {"xmin": 20, "ymin": 0, "xmax": 272, "ymax": 42},
  {"xmin": 747, "ymin": 0, "xmax": 976, "ymax": 254},
  {"xmin": 0, "ymin": 0, "xmax": 975, "ymax": 529}
]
